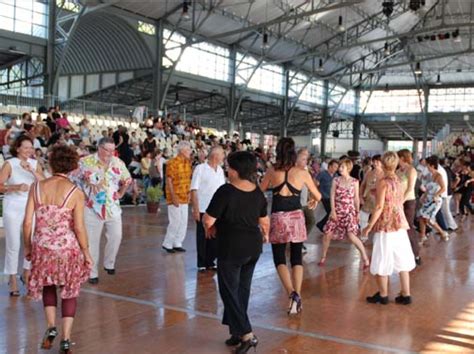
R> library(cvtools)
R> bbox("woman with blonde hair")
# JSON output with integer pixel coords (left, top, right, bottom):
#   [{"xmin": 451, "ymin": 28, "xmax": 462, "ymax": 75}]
[
  {"xmin": 362, "ymin": 152, "xmax": 415, "ymax": 305},
  {"xmin": 319, "ymin": 158, "xmax": 370, "ymax": 269}
]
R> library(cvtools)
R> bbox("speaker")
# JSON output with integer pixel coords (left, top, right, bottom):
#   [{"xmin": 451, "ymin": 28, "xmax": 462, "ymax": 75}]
[{"xmin": 332, "ymin": 130, "xmax": 339, "ymax": 138}]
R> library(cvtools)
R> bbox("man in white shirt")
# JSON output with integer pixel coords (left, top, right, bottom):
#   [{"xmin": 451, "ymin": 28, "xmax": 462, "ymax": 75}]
[
  {"xmin": 436, "ymin": 157, "xmax": 458, "ymax": 231},
  {"xmin": 191, "ymin": 146, "xmax": 226, "ymax": 271}
]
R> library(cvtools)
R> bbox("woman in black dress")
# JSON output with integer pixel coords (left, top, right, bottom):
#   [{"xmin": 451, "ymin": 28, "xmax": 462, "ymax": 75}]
[{"xmin": 203, "ymin": 151, "xmax": 270, "ymax": 354}]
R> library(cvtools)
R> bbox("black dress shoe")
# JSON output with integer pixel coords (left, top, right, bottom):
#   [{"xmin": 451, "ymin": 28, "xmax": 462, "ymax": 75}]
[
  {"xmin": 206, "ymin": 265, "xmax": 218, "ymax": 271},
  {"xmin": 235, "ymin": 336, "xmax": 258, "ymax": 354},
  {"xmin": 225, "ymin": 335, "xmax": 241, "ymax": 346},
  {"xmin": 88, "ymin": 277, "xmax": 99, "ymax": 285},
  {"xmin": 162, "ymin": 246, "xmax": 176, "ymax": 253},
  {"xmin": 395, "ymin": 294, "xmax": 412, "ymax": 305},
  {"xmin": 173, "ymin": 247, "xmax": 186, "ymax": 252},
  {"xmin": 104, "ymin": 268, "xmax": 115, "ymax": 275},
  {"xmin": 415, "ymin": 257, "xmax": 422, "ymax": 266},
  {"xmin": 366, "ymin": 292, "xmax": 389, "ymax": 305}
]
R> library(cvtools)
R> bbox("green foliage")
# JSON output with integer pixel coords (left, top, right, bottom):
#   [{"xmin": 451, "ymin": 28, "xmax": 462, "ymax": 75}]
[{"xmin": 146, "ymin": 185, "xmax": 163, "ymax": 203}]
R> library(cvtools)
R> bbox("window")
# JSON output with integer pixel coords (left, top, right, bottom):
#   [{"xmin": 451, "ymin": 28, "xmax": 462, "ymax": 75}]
[
  {"xmin": 56, "ymin": 0, "xmax": 79, "ymax": 13},
  {"xmin": 236, "ymin": 53, "xmax": 284, "ymax": 95},
  {"xmin": 0, "ymin": 0, "xmax": 48, "ymax": 39},
  {"xmin": 360, "ymin": 89, "xmax": 424, "ymax": 113},
  {"xmin": 162, "ymin": 29, "xmax": 230, "ymax": 82},
  {"xmin": 138, "ymin": 20, "xmax": 155, "ymax": 35},
  {"xmin": 429, "ymin": 88, "xmax": 474, "ymax": 112},
  {"xmin": 288, "ymin": 71, "xmax": 325, "ymax": 106},
  {"xmin": 0, "ymin": 57, "xmax": 44, "ymax": 98}
]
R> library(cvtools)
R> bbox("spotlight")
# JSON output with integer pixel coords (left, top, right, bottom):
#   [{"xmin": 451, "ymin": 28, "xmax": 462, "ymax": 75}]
[
  {"xmin": 435, "ymin": 74, "xmax": 442, "ymax": 86},
  {"xmin": 261, "ymin": 31, "xmax": 269, "ymax": 49},
  {"xmin": 181, "ymin": 1, "xmax": 190, "ymax": 21},
  {"xmin": 384, "ymin": 42, "xmax": 390, "ymax": 56},
  {"xmin": 453, "ymin": 29, "xmax": 461, "ymax": 43},
  {"xmin": 384, "ymin": 84, "xmax": 390, "ymax": 92},
  {"xmin": 414, "ymin": 62, "xmax": 422, "ymax": 75},
  {"xmin": 409, "ymin": 0, "xmax": 425, "ymax": 11},
  {"xmin": 382, "ymin": 1, "xmax": 394, "ymax": 18},
  {"xmin": 390, "ymin": 116, "xmax": 396, "ymax": 122},
  {"xmin": 464, "ymin": 114, "xmax": 469, "ymax": 121},
  {"xmin": 316, "ymin": 58, "xmax": 324, "ymax": 73},
  {"xmin": 174, "ymin": 92, "xmax": 180, "ymax": 106},
  {"xmin": 338, "ymin": 15, "xmax": 345, "ymax": 32}
]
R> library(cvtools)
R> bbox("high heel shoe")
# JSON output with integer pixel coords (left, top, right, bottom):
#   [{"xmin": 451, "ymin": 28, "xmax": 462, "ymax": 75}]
[
  {"xmin": 288, "ymin": 291, "xmax": 302, "ymax": 315},
  {"xmin": 41, "ymin": 327, "xmax": 58, "ymax": 349},
  {"xmin": 235, "ymin": 336, "xmax": 258, "ymax": 354},
  {"xmin": 317, "ymin": 257, "xmax": 326, "ymax": 267},
  {"xmin": 59, "ymin": 339, "xmax": 72, "ymax": 353},
  {"xmin": 441, "ymin": 232, "xmax": 450, "ymax": 242},
  {"xmin": 225, "ymin": 335, "xmax": 241, "ymax": 346}
]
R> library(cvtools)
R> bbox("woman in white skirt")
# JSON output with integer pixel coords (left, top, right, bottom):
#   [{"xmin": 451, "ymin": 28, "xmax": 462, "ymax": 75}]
[
  {"xmin": 362, "ymin": 152, "xmax": 416, "ymax": 305},
  {"xmin": 0, "ymin": 135, "xmax": 44, "ymax": 296}
]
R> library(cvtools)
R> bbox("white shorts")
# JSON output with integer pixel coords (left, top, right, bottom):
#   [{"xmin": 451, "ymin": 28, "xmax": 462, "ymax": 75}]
[{"xmin": 370, "ymin": 229, "xmax": 416, "ymax": 276}]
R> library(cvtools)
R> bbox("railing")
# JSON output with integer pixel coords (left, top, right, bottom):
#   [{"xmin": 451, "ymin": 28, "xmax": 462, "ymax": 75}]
[{"xmin": 0, "ymin": 94, "xmax": 145, "ymax": 118}]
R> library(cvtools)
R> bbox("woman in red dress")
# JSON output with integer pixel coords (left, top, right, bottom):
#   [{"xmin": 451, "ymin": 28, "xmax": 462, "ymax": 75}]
[
  {"xmin": 23, "ymin": 145, "xmax": 92, "ymax": 354},
  {"xmin": 318, "ymin": 158, "xmax": 370, "ymax": 269}
]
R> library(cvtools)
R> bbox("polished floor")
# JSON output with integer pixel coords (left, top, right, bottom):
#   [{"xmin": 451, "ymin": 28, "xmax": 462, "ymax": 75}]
[{"xmin": 1, "ymin": 204, "xmax": 474, "ymax": 354}]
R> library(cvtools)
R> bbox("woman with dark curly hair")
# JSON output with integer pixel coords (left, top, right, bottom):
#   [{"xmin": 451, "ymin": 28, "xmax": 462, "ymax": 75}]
[
  {"xmin": 0, "ymin": 135, "xmax": 45, "ymax": 296},
  {"xmin": 261, "ymin": 137, "xmax": 321, "ymax": 315},
  {"xmin": 23, "ymin": 145, "xmax": 93, "ymax": 354}
]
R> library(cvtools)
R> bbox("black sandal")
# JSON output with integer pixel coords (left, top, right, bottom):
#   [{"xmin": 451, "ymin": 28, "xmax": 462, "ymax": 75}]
[
  {"xmin": 41, "ymin": 327, "xmax": 58, "ymax": 349},
  {"xmin": 60, "ymin": 339, "xmax": 73, "ymax": 353}
]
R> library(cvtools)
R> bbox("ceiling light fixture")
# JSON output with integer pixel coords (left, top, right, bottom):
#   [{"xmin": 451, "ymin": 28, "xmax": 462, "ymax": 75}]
[
  {"xmin": 435, "ymin": 74, "xmax": 442, "ymax": 86},
  {"xmin": 382, "ymin": 1, "xmax": 394, "ymax": 18},
  {"xmin": 414, "ymin": 62, "xmax": 422, "ymax": 75},
  {"xmin": 338, "ymin": 15, "xmax": 345, "ymax": 32},
  {"xmin": 181, "ymin": 1, "xmax": 191, "ymax": 21},
  {"xmin": 384, "ymin": 42, "xmax": 390, "ymax": 56},
  {"xmin": 316, "ymin": 58, "xmax": 324, "ymax": 72},
  {"xmin": 384, "ymin": 84, "xmax": 390, "ymax": 92},
  {"xmin": 261, "ymin": 31, "xmax": 269, "ymax": 49},
  {"xmin": 453, "ymin": 29, "xmax": 462, "ymax": 43},
  {"xmin": 174, "ymin": 91, "xmax": 180, "ymax": 106}
]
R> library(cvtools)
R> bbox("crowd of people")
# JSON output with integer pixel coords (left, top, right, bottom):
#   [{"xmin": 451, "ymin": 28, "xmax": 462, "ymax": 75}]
[{"xmin": 0, "ymin": 107, "xmax": 473, "ymax": 353}]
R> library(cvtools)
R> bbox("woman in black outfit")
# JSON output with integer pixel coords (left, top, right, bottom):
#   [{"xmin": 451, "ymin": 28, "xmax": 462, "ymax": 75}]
[{"xmin": 204, "ymin": 151, "xmax": 270, "ymax": 354}]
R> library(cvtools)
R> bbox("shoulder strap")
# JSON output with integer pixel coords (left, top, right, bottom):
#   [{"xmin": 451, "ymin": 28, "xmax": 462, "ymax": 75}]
[
  {"xmin": 60, "ymin": 185, "xmax": 77, "ymax": 208},
  {"xmin": 34, "ymin": 182, "xmax": 42, "ymax": 206}
]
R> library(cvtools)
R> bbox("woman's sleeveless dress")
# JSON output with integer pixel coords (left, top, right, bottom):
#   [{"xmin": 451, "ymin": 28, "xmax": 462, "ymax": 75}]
[
  {"xmin": 323, "ymin": 177, "xmax": 360, "ymax": 240},
  {"xmin": 28, "ymin": 182, "xmax": 90, "ymax": 300}
]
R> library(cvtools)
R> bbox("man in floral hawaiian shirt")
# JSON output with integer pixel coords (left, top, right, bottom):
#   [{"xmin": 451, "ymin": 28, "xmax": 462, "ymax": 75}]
[{"xmin": 72, "ymin": 137, "xmax": 131, "ymax": 284}]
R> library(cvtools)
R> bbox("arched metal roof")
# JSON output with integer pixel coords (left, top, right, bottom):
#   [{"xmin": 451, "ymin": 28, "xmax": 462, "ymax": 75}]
[{"xmin": 57, "ymin": 11, "xmax": 153, "ymax": 75}]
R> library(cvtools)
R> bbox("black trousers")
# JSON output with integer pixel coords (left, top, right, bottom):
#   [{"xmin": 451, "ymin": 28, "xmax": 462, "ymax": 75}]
[
  {"xmin": 316, "ymin": 198, "xmax": 331, "ymax": 232},
  {"xmin": 403, "ymin": 200, "xmax": 420, "ymax": 258},
  {"xmin": 218, "ymin": 256, "xmax": 258, "ymax": 336},
  {"xmin": 196, "ymin": 213, "xmax": 217, "ymax": 268},
  {"xmin": 460, "ymin": 190, "xmax": 473, "ymax": 215}
]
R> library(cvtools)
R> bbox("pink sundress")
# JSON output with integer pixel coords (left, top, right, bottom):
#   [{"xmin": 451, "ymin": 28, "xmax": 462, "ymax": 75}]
[
  {"xmin": 323, "ymin": 176, "xmax": 360, "ymax": 240},
  {"xmin": 28, "ymin": 182, "xmax": 90, "ymax": 300}
]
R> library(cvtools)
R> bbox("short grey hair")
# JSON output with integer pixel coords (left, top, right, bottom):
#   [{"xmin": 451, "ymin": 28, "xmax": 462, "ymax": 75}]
[
  {"xmin": 208, "ymin": 145, "xmax": 223, "ymax": 157},
  {"xmin": 177, "ymin": 140, "xmax": 191, "ymax": 152},
  {"xmin": 98, "ymin": 137, "xmax": 115, "ymax": 146}
]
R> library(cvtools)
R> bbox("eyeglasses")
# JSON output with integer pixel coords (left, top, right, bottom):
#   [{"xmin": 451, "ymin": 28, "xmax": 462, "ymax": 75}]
[{"xmin": 100, "ymin": 146, "xmax": 115, "ymax": 154}]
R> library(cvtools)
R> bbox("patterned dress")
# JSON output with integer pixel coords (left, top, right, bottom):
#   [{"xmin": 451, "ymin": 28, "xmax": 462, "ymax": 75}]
[
  {"xmin": 418, "ymin": 181, "xmax": 442, "ymax": 223},
  {"xmin": 28, "ymin": 182, "xmax": 90, "ymax": 300},
  {"xmin": 323, "ymin": 176, "xmax": 360, "ymax": 240}
]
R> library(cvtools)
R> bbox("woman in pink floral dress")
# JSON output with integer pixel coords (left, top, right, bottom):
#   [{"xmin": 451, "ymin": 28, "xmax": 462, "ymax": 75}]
[
  {"xmin": 23, "ymin": 145, "xmax": 92, "ymax": 354},
  {"xmin": 319, "ymin": 158, "xmax": 370, "ymax": 269}
]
